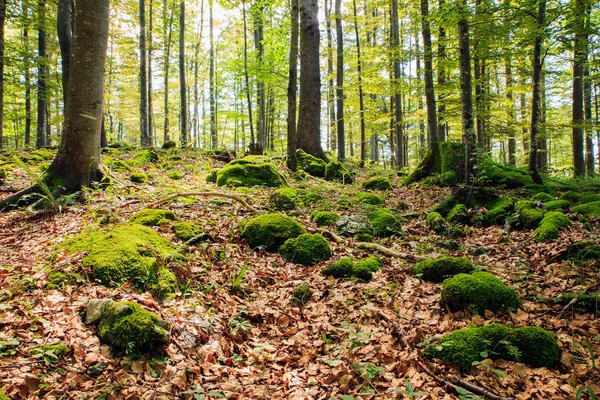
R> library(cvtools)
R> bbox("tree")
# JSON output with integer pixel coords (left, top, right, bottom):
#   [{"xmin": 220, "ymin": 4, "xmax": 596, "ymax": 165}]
[
  {"xmin": 37, "ymin": 0, "xmax": 48, "ymax": 148},
  {"xmin": 420, "ymin": 0, "xmax": 438, "ymax": 145},
  {"xmin": 140, "ymin": 0, "xmax": 150, "ymax": 147},
  {"xmin": 352, "ymin": 0, "xmax": 366, "ymax": 167},
  {"xmin": 0, "ymin": 0, "xmax": 5, "ymax": 148},
  {"xmin": 209, "ymin": 0, "xmax": 217, "ymax": 149},
  {"xmin": 335, "ymin": 0, "xmax": 345, "ymax": 161},
  {"xmin": 286, "ymin": 0, "xmax": 299, "ymax": 171},
  {"xmin": 57, "ymin": 0, "xmax": 73, "ymax": 109},
  {"xmin": 179, "ymin": 1, "xmax": 188, "ymax": 146},
  {"xmin": 297, "ymin": 0, "xmax": 325, "ymax": 160},
  {"xmin": 0, "ymin": 0, "xmax": 109, "ymax": 208},
  {"xmin": 163, "ymin": 0, "xmax": 174, "ymax": 143},
  {"xmin": 391, "ymin": 0, "xmax": 404, "ymax": 168},
  {"xmin": 529, "ymin": 0, "xmax": 545, "ymax": 184},
  {"xmin": 572, "ymin": 0, "xmax": 585, "ymax": 177}
]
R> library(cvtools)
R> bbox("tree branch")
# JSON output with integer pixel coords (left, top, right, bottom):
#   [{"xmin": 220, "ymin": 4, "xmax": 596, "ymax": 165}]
[{"xmin": 354, "ymin": 242, "xmax": 427, "ymax": 262}]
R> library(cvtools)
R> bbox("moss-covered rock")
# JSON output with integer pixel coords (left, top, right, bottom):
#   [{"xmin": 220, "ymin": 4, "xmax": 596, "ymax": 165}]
[
  {"xmin": 356, "ymin": 192, "xmax": 384, "ymax": 206},
  {"xmin": 241, "ymin": 213, "xmax": 305, "ymax": 252},
  {"xmin": 354, "ymin": 257, "xmax": 382, "ymax": 272},
  {"xmin": 162, "ymin": 140, "xmax": 177, "ymax": 149},
  {"xmin": 425, "ymin": 323, "xmax": 559, "ymax": 371},
  {"xmin": 515, "ymin": 200, "xmax": 545, "ymax": 229},
  {"xmin": 336, "ymin": 215, "xmax": 373, "ymax": 236},
  {"xmin": 130, "ymin": 208, "xmax": 178, "ymax": 226},
  {"xmin": 216, "ymin": 159, "xmax": 284, "ymax": 187},
  {"xmin": 483, "ymin": 197, "xmax": 516, "ymax": 226},
  {"xmin": 447, "ymin": 204, "xmax": 471, "ymax": 225},
  {"xmin": 131, "ymin": 149, "xmax": 160, "ymax": 166},
  {"xmin": 322, "ymin": 257, "xmax": 380, "ymax": 281},
  {"xmin": 130, "ymin": 172, "xmax": 148, "ymax": 183},
  {"xmin": 167, "ymin": 170, "xmax": 184, "ymax": 180},
  {"xmin": 324, "ymin": 161, "xmax": 353, "ymax": 183},
  {"xmin": 297, "ymin": 150, "xmax": 327, "ymax": 177},
  {"xmin": 86, "ymin": 299, "xmax": 170, "ymax": 351},
  {"xmin": 292, "ymin": 169, "xmax": 308, "ymax": 181},
  {"xmin": 441, "ymin": 272, "xmax": 520, "ymax": 314},
  {"xmin": 366, "ymin": 208, "xmax": 403, "ymax": 237},
  {"xmin": 578, "ymin": 193, "xmax": 600, "ymax": 204},
  {"xmin": 362, "ymin": 176, "xmax": 392, "ymax": 191},
  {"xmin": 427, "ymin": 212, "xmax": 448, "ymax": 235},
  {"xmin": 270, "ymin": 188, "xmax": 298, "ymax": 211},
  {"xmin": 572, "ymin": 200, "xmax": 600, "ymax": 216},
  {"xmin": 560, "ymin": 191, "xmax": 581, "ymax": 204},
  {"xmin": 311, "ymin": 211, "xmax": 340, "ymax": 226},
  {"xmin": 545, "ymin": 199, "xmax": 571, "ymax": 211},
  {"xmin": 414, "ymin": 257, "xmax": 474, "ymax": 283},
  {"xmin": 279, "ymin": 233, "xmax": 332, "ymax": 265},
  {"xmin": 531, "ymin": 192, "xmax": 554, "ymax": 203},
  {"xmin": 64, "ymin": 225, "xmax": 178, "ymax": 297},
  {"xmin": 172, "ymin": 222, "xmax": 206, "ymax": 244},
  {"xmin": 533, "ymin": 212, "xmax": 570, "ymax": 242},
  {"xmin": 206, "ymin": 169, "xmax": 218, "ymax": 183},
  {"xmin": 432, "ymin": 196, "xmax": 459, "ymax": 217},
  {"xmin": 46, "ymin": 271, "xmax": 82, "ymax": 289}
]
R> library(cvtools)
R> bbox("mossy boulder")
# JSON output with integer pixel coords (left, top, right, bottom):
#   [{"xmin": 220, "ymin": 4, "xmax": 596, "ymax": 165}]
[
  {"xmin": 322, "ymin": 257, "xmax": 381, "ymax": 281},
  {"xmin": 206, "ymin": 169, "xmax": 218, "ymax": 183},
  {"xmin": 130, "ymin": 208, "xmax": 178, "ymax": 226},
  {"xmin": 578, "ymin": 193, "xmax": 600, "ymax": 204},
  {"xmin": 427, "ymin": 212, "xmax": 449, "ymax": 235},
  {"xmin": 311, "ymin": 211, "xmax": 340, "ymax": 226},
  {"xmin": 335, "ymin": 215, "xmax": 373, "ymax": 236},
  {"xmin": 363, "ymin": 176, "xmax": 392, "ymax": 191},
  {"xmin": 366, "ymin": 208, "xmax": 403, "ymax": 237},
  {"xmin": 441, "ymin": 272, "xmax": 520, "ymax": 314},
  {"xmin": 86, "ymin": 299, "xmax": 169, "ymax": 351},
  {"xmin": 63, "ymin": 224, "xmax": 178, "ymax": 298},
  {"xmin": 531, "ymin": 192, "xmax": 554, "ymax": 203},
  {"xmin": 279, "ymin": 233, "xmax": 332, "ymax": 265},
  {"xmin": 545, "ymin": 200, "xmax": 571, "ymax": 211},
  {"xmin": 356, "ymin": 192, "xmax": 384, "ymax": 206},
  {"xmin": 414, "ymin": 257, "xmax": 474, "ymax": 283},
  {"xmin": 297, "ymin": 149, "xmax": 326, "ymax": 177},
  {"xmin": 270, "ymin": 188, "xmax": 299, "ymax": 211},
  {"xmin": 46, "ymin": 271, "xmax": 82, "ymax": 289},
  {"xmin": 130, "ymin": 172, "xmax": 148, "ymax": 183},
  {"xmin": 425, "ymin": 323, "xmax": 559, "ymax": 371},
  {"xmin": 131, "ymin": 149, "xmax": 159, "ymax": 166},
  {"xmin": 216, "ymin": 157, "xmax": 284, "ymax": 187},
  {"xmin": 240, "ymin": 213, "xmax": 305, "ymax": 252},
  {"xmin": 483, "ymin": 197, "xmax": 516, "ymax": 226},
  {"xmin": 560, "ymin": 191, "xmax": 581, "ymax": 204},
  {"xmin": 533, "ymin": 212, "xmax": 570, "ymax": 242},
  {"xmin": 432, "ymin": 196, "xmax": 459, "ymax": 217},
  {"xmin": 447, "ymin": 204, "xmax": 471, "ymax": 225},
  {"xmin": 324, "ymin": 161, "xmax": 353, "ymax": 183},
  {"xmin": 167, "ymin": 170, "xmax": 184, "ymax": 180},
  {"xmin": 572, "ymin": 200, "xmax": 600, "ymax": 216},
  {"xmin": 162, "ymin": 140, "xmax": 177, "ymax": 149},
  {"xmin": 172, "ymin": 222, "xmax": 206, "ymax": 244},
  {"xmin": 515, "ymin": 200, "xmax": 545, "ymax": 229}
]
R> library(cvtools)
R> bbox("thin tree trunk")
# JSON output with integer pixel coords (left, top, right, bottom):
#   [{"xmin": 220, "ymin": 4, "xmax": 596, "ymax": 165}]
[
  {"xmin": 572, "ymin": 0, "xmax": 585, "ymax": 177},
  {"xmin": 209, "ymin": 0, "xmax": 217, "ymax": 148},
  {"xmin": 163, "ymin": 0, "xmax": 174, "ymax": 143},
  {"xmin": 352, "ymin": 0, "xmax": 366, "ymax": 167},
  {"xmin": 584, "ymin": 6, "xmax": 593, "ymax": 176},
  {"xmin": 437, "ymin": 0, "xmax": 446, "ymax": 142},
  {"xmin": 254, "ymin": 5, "xmax": 265, "ymax": 154},
  {"xmin": 140, "ymin": 0, "xmax": 150, "ymax": 147},
  {"xmin": 529, "ymin": 0, "xmax": 545, "ymax": 184},
  {"xmin": 37, "ymin": 0, "xmax": 48, "ymax": 148},
  {"xmin": 420, "ymin": 0, "xmax": 438, "ymax": 145},
  {"xmin": 57, "ymin": 0, "xmax": 73, "ymax": 112},
  {"xmin": 335, "ymin": 0, "xmax": 345, "ymax": 161},
  {"xmin": 179, "ymin": 1, "xmax": 188, "ymax": 146},
  {"xmin": 325, "ymin": 0, "xmax": 336, "ymax": 152},
  {"xmin": 241, "ymin": 0, "xmax": 255, "ymax": 152},
  {"xmin": 148, "ymin": 0, "xmax": 154, "ymax": 145},
  {"xmin": 391, "ymin": 0, "xmax": 403, "ymax": 168},
  {"xmin": 506, "ymin": 56, "xmax": 516, "ymax": 167},
  {"xmin": 0, "ymin": 0, "xmax": 5, "ymax": 148},
  {"xmin": 287, "ymin": 0, "xmax": 299, "ymax": 170}
]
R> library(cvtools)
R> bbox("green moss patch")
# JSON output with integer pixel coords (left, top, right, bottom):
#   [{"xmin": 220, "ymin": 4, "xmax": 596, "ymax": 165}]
[
  {"xmin": 447, "ymin": 204, "xmax": 471, "ymax": 225},
  {"xmin": 425, "ymin": 323, "xmax": 559, "ymax": 371},
  {"xmin": 270, "ymin": 188, "xmax": 299, "ymax": 211},
  {"xmin": 130, "ymin": 172, "xmax": 148, "ymax": 183},
  {"xmin": 545, "ymin": 200, "xmax": 571, "ymax": 211},
  {"xmin": 414, "ymin": 257, "xmax": 474, "ymax": 283},
  {"xmin": 427, "ymin": 212, "xmax": 448, "ymax": 235},
  {"xmin": 515, "ymin": 200, "xmax": 545, "ymax": 229},
  {"xmin": 432, "ymin": 196, "xmax": 459, "ymax": 217},
  {"xmin": 324, "ymin": 161, "xmax": 353, "ymax": 183},
  {"xmin": 167, "ymin": 171, "xmax": 184, "ymax": 180},
  {"xmin": 483, "ymin": 197, "xmax": 516, "ymax": 226},
  {"xmin": 311, "ymin": 211, "xmax": 340, "ymax": 226},
  {"xmin": 46, "ymin": 271, "xmax": 82, "ymax": 289},
  {"xmin": 531, "ymin": 192, "xmax": 554, "ymax": 203},
  {"xmin": 216, "ymin": 160, "xmax": 283, "ymax": 187},
  {"xmin": 172, "ymin": 222, "xmax": 206, "ymax": 244},
  {"xmin": 572, "ymin": 200, "xmax": 600, "ymax": 216},
  {"xmin": 441, "ymin": 272, "xmax": 520, "ymax": 314},
  {"xmin": 297, "ymin": 150, "xmax": 327, "ymax": 177},
  {"xmin": 279, "ymin": 233, "xmax": 332, "ymax": 266},
  {"xmin": 366, "ymin": 208, "xmax": 403, "ymax": 237},
  {"xmin": 533, "ymin": 212, "xmax": 570, "ymax": 242},
  {"xmin": 578, "ymin": 193, "xmax": 600, "ymax": 204},
  {"xmin": 356, "ymin": 192, "xmax": 384, "ymax": 206},
  {"xmin": 130, "ymin": 209, "xmax": 178, "ymax": 226},
  {"xmin": 322, "ymin": 257, "xmax": 381, "ymax": 282},
  {"xmin": 363, "ymin": 176, "xmax": 392, "ymax": 191},
  {"xmin": 241, "ymin": 213, "xmax": 305, "ymax": 252},
  {"xmin": 131, "ymin": 149, "xmax": 160, "ymax": 166}
]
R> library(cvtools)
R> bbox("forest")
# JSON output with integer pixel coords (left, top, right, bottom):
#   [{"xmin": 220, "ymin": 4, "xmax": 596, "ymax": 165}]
[{"xmin": 0, "ymin": 0, "xmax": 599, "ymax": 399}]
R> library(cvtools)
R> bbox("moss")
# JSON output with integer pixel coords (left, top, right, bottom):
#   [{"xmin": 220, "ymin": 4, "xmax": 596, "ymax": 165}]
[
  {"xmin": 167, "ymin": 171, "xmax": 184, "ymax": 180},
  {"xmin": 160, "ymin": 162, "xmax": 173, "ymax": 170},
  {"xmin": 427, "ymin": 212, "xmax": 448, "ymax": 235},
  {"xmin": 130, "ymin": 149, "xmax": 159, "ymax": 166},
  {"xmin": 545, "ymin": 200, "xmax": 571, "ymax": 211},
  {"xmin": 153, "ymin": 267, "xmax": 177, "ymax": 300},
  {"xmin": 169, "ymin": 155, "xmax": 183, "ymax": 161},
  {"xmin": 0, "ymin": 389, "xmax": 8, "ymax": 400},
  {"xmin": 355, "ymin": 233, "xmax": 373, "ymax": 242},
  {"xmin": 98, "ymin": 301, "xmax": 169, "ymax": 350},
  {"xmin": 322, "ymin": 257, "xmax": 378, "ymax": 281},
  {"xmin": 130, "ymin": 209, "xmax": 178, "ymax": 226},
  {"xmin": 356, "ymin": 192, "xmax": 384, "ymax": 206},
  {"xmin": 279, "ymin": 233, "xmax": 332, "ymax": 266},
  {"xmin": 531, "ymin": 192, "xmax": 554, "ymax": 203},
  {"xmin": 441, "ymin": 272, "xmax": 520, "ymax": 314},
  {"xmin": 162, "ymin": 140, "xmax": 177, "ymax": 149},
  {"xmin": 241, "ymin": 213, "xmax": 305, "ymax": 252},
  {"xmin": 270, "ymin": 188, "xmax": 298, "ymax": 211},
  {"xmin": 297, "ymin": 149, "xmax": 326, "ymax": 177},
  {"xmin": 432, "ymin": 196, "xmax": 459, "ymax": 217},
  {"xmin": 572, "ymin": 200, "xmax": 600, "ymax": 216},
  {"xmin": 557, "ymin": 293, "xmax": 599, "ymax": 314},
  {"xmin": 515, "ymin": 200, "xmax": 545, "ymax": 229},
  {"xmin": 366, "ymin": 208, "xmax": 403, "ymax": 237},
  {"xmin": 229, "ymin": 155, "xmax": 271, "ymax": 165},
  {"xmin": 414, "ymin": 257, "xmax": 474, "ymax": 283},
  {"xmin": 311, "ymin": 211, "xmax": 340, "ymax": 226},
  {"xmin": 447, "ymin": 204, "xmax": 470, "ymax": 225},
  {"xmin": 405, "ymin": 142, "xmax": 464, "ymax": 186},
  {"xmin": 206, "ymin": 169, "xmax": 218, "ymax": 183},
  {"xmin": 172, "ymin": 222, "xmax": 204, "ymax": 243},
  {"xmin": 354, "ymin": 257, "xmax": 381, "ymax": 272},
  {"xmin": 291, "ymin": 282, "xmax": 312, "ymax": 305},
  {"xmin": 509, "ymin": 326, "xmax": 559, "ymax": 368},
  {"xmin": 363, "ymin": 176, "xmax": 392, "ymax": 191},
  {"xmin": 533, "ymin": 212, "xmax": 571, "ymax": 242},
  {"xmin": 324, "ymin": 161, "xmax": 353, "ymax": 183},
  {"xmin": 130, "ymin": 172, "xmax": 148, "ymax": 183},
  {"xmin": 108, "ymin": 159, "xmax": 131, "ymax": 172},
  {"xmin": 479, "ymin": 158, "xmax": 533, "ymax": 189},
  {"xmin": 292, "ymin": 169, "xmax": 308, "ymax": 181},
  {"xmin": 63, "ymin": 224, "xmax": 178, "ymax": 295},
  {"xmin": 483, "ymin": 197, "xmax": 516, "ymax": 226},
  {"xmin": 297, "ymin": 190, "xmax": 323, "ymax": 204},
  {"xmin": 561, "ymin": 241, "xmax": 600, "ymax": 263},
  {"xmin": 47, "ymin": 271, "xmax": 82, "ymax": 289},
  {"xmin": 216, "ymin": 161, "xmax": 283, "ymax": 187},
  {"xmin": 560, "ymin": 191, "xmax": 581, "ymax": 204},
  {"xmin": 578, "ymin": 193, "xmax": 600, "ymax": 204}
]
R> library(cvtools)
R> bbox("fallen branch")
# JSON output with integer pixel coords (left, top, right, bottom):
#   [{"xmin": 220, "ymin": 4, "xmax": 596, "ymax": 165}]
[
  {"xmin": 306, "ymin": 227, "xmax": 345, "ymax": 243},
  {"xmin": 526, "ymin": 296, "xmax": 579, "ymax": 323},
  {"xmin": 150, "ymin": 191, "xmax": 260, "ymax": 213},
  {"xmin": 417, "ymin": 359, "xmax": 514, "ymax": 400},
  {"xmin": 354, "ymin": 242, "xmax": 427, "ymax": 262}
]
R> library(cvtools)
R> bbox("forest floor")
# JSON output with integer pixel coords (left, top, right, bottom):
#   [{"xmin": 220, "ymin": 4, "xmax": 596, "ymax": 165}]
[{"xmin": 0, "ymin": 148, "xmax": 598, "ymax": 400}]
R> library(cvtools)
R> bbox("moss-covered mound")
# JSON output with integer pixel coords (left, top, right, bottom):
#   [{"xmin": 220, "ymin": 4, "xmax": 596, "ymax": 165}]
[
  {"xmin": 270, "ymin": 188, "xmax": 298, "ymax": 211},
  {"xmin": 432, "ymin": 196, "xmax": 459, "ymax": 217},
  {"xmin": 216, "ymin": 158, "xmax": 283, "ymax": 187},
  {"xmin": 515, "ymin": 200, "xmax": 545, "ymax": 229},
  {"xmin": 414, "ymin": 257, "xmax": 474, "ymax": 283},
  {"xmin": 130, "ymin": 209, "xmax": 178, "ymax": 226},
  {"xmin": 46, "ymin": 271, "xmax": 82, "ymax": 289},
  {"xmin": 404, "ymin": 142, "xmax": 465, "ymax": 186},
  {"xmin": 425, "ymin": 323, "xmax": 559, "ymax": 371},
  {"xmin": 311, "ymin": 211, "xmax": 340, "ymax": 226},
  {"xmin": 240, "ymin": 213, "xmax": 305, "ymax": 252},
  {"xmin": 533, "ymin": 212, "xmax": 570, "ymax": 242},
  {"xmin": 531, "ymin": 192, "xmax": 554, "ymax": 203},
  {"xmin": 441, "ymin": 272, "xmax": 520, "ymax": 314},
  {"xmin": 167, "ymin": 170, "xmax": 184, "ymax": 180},
  {"xmin": 86, "ymin": 299, "xmax": 170, "ymax": 351},
  {"xmin": 172, "ymin": 222, "xmax": 205, "ymax": 243},
  {"xmin": 131, "ymin": 149, "xmax": 160, "ymax": 166},
  {"xmin": 324, "ymin": 161, "xmax": 353, "ymax": 183},
  {"xmin": 363, "ymin": 176, "xmax": 392, "ymax": 191},
  {"xmin": 447, "ymin": 204, "xmax": 471, "ymax": 225},
  {"xmin": 279, "ymin": 233, "xmax": 332, "ymax": 266},
  {"xmin": 366, "ymin": 208, "xmax": 403, "ymax": 237},
  {"xmin": 297, "ymin": 149, "xmax": 327, "ymax": 177},
  {"xmin": 130, "ymin": 172, "xmax": 148, "ymax": 183},
  {"xmin": 322, "ymin": 257, "xmax": 381, "ymax": 281},
  {"xmin": 572, "ymin": 200, "xmax": 600, "ymax": 216},
  {"xmin": 483, "ymin": 197, "xmax": 516, "ymax": 226},
  {"xmin": 426, "ymin": 212, "xmax": 448, "ymax": 235},
  {"xmin": 356, "ymin": 192, "xmax": 384, "ymax": 206},
  {"xmin": 64, "ymin": 224, "xmax": 178, "ymax": 297},
  {"xmin": 206, "ymin": 169, "xmax": 218, "ymax": 183},
  {"xmin": 545, "ymin": 199, "xmax": 571, "ymax": 211}
]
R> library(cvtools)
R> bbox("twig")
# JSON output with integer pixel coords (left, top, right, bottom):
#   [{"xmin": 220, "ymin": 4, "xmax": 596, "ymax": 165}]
[
  {"xmin": 150, "ymin": 191, "xmax": 260, "ymax": 213},
  {"xmin": 354, "ymin": 242, "xmax": 427, "ymax": 262},
  {"xmin": 525, "ymin": 296, "xmax": 579, "ymax": 323},
  {"xmin": 306, "ymin": 227, "xmax": 345, "ymax": 243}
]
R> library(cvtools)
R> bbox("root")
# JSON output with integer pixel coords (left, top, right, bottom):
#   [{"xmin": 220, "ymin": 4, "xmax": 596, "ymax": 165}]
[
  {"xmin": 306, "ymin": 227, "xmax": 345, "ymax": 243},
  {"xmin": 150, "ymin": 191, "xmax": 260, "ymax": 213},
  {"xmin": 354, "ymin": 242, "xmax": 428, "ymax": 262},
  {"xmin": 0, "ymin": 184, "xmax": 42, "ymax": 212}
]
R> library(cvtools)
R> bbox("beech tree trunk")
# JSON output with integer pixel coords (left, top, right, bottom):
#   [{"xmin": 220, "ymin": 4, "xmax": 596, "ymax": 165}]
[
  {"xmin": 0, "ymin": 0, "xmax": 5, "ymax": 148},
  {"xmin": 505, "ymin": 56, "xmax": 516, "ymax": 167},
  {"xmin": 287, "ymin": 0, "xmax": 299, "ymax": 171},
  {"xmin": 529, "ymin": 0, "xmax": 545, "ymax": 184},
  {"xmin": 324, "ymin": 0, "xmax": 336, "ymax": 151},
  {"xmin": 179, "ymin": 1, "xmax": 188, "ymax": 146},
  {"xmin": 57, "ymin": 0, "xmax": 73, "ymax": 110},
  {"xmin": 352, "ymin": 0, "xmax": 366, "ymax": 167},
  {"xmin": 335, "ymin": 0, "xmax": 345, "ymax": 161},
  {"xmin": 572, "ymin": 0, "xmax": 585, "ymax": 177},
  {"xmin": 37, "ymin": 0, "xmax": 48, "ymax": 148},
  {"xmin": 437, "ymin": 0, "xmax": 447, "ymax": 142},
  {"xmin": 148, "ymin": 0, "xmax": 154, "ymax": 145},
  {"xmin": 163, "ymin": 0, "xmax": 174, "ymax": 143},
  {"xmin": 140, "ymin": 0, "xmax": 150, "ymax": 147},
  {"xmin": 209, "ymin": 0, "xmax": 217, "ymax": 149},
  {"xmin": 391, "ymin": 0, "xmax": 404, "ymax": 168},
  {"xmin": 254, "ymin": 5, "xmax": 266, "ymax": 154},
  {"xmin": 420, "ymin": 0, "xmax": 438, "ymax": 145}
]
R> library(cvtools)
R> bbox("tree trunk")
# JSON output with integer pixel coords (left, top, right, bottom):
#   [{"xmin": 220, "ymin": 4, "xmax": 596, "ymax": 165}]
[
  {"xmin": 179, "ymin": 1, "xmax": 188, "ymax": 146},
  {"xmin": 163, "ymin": 0, "xmax": 174, "ymax": 143},
  {"xmin": 352, "ymin": 0, "xmax": 366, "ymax": 167},
  {"xmin": 0, "ymin": 0, "xmax": 5, "ymax": 148},
  {"xmin": 529, "ymin": 0, "xmax": 545, "ymax": 184},
  {"xmin": 287, "ymin": 0, "xmax": 299, "ymax": 171},
  {"xmin": 572, "ymin": 0, "xmax": 585, "ymax": 177},
  {"xmin": 148, "ymin": 0, "xmax": 154, "ymax": 145},
  {"xmin": 297, "ymin": 0, "xmax": 325, "ymax": 160},
  {"xmin": 57, "ymin": 0, "xmax": 73, "ymax": 111},
  {"xmin": 209, "ymin": 0, "xmax": 217, "ymax": 149},
  {"xmin": 437, "ymin": 0, "xmax": 447, "ymax": 142},
  {"xmin": 335, "ymin": 0, "xmax": 345, "ymax": 161},
  {"xmin": 583, "ymin": 6, "xmax": 593, "ymax": 176},
  {"xmin": 325, "ymin": 0, "xmax": 336, "ymax": 152},
  {"xmin": 391, "ymin": 0, "xmax": 404, "ymax": 168},
  {"xmin": 37, "ymin": 0, "xmax": 48, "ymax": 148},
  {"xmin": 505, "ymin": 56, "xmax": 516, "ymax": 167},
  {"xmin": 241, "ymin": 0, "xmax": 255, "ymax": 153},
  {"xmin": 254, "ymin": 5, "xmax": 265, "ymax": 154},
  {"xmin": 139, "ymin": 0, "xmax": 150, "ymax": 147},
  {"xmin": 420, "ymin": 0, "xmax": 438, "ymax": 145}
]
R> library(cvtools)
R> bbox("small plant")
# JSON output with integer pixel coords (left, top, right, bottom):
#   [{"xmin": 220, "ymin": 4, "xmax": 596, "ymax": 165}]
[
  {"xmin": 396, "ymin": 381, "xmax": 426, "ymax": 398},
  {"xmin": 230, "ymin": 263, "xmax": 248, "ymax": 292},
  {"xmin": 576, "ymin": 386, "xmax": 597, "ymax": 400},
  {"xmin": 31, "ymin": 343, "xmax": 69, "ymax": 365},
  {"xmin": 229, "ymin": 313, "xmax": 253, "ymax": 335}
]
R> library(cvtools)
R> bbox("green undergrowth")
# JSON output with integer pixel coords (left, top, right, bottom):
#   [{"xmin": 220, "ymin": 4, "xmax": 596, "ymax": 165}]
[
  {"xmin": 240, "ymin": 213, "xmax": 305, "ymax": 252},
  {"xmin": 515, "ymin": 200, "xmax": 545, "ymax": 229},
  {"xmin": 362, "ymin": 176, "xmax": 392, "ymax": 191},
  {"xmin": 279, "ymin": 233, "xmax": 332, "ymax": 266},
  {"xmin": 414, "ymin": 257, "xmax": 474, "ymax": 283},
  {"xmin": 130, "ymin": 209, "xmax": 178, "ymax": 226},
  {"xmin": 322, "ymin": 257, "xmax": 381, "ymax": 282}
]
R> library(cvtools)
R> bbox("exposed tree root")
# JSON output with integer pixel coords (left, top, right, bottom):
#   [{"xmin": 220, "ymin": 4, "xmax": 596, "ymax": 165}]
[
  {"xmin": 417, "ymin": 359, "xmax": 514, "ymax": 400},
  {"xmin": 0, "ymin": 184, "xmax": 42, "ymax": 211},
  {"xmin": 150, "ymin": 191, "xmax": 260, "ymax": 213},
  {"xmin": 306, "ymin": 227, "xmax": 345, "ymax": 243},
  {"xmin": 354, "ymin": 242, "xmax": 428, "ymax": 262}
]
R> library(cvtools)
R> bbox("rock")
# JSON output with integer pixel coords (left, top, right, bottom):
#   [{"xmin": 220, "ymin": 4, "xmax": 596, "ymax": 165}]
[
  {"xmin": 85, "ymin": 299, "xmax": 115, "ymax": 325},
  {"xmin": 336, "ymin": 215, "xmax": 373, "ymax": 236}
]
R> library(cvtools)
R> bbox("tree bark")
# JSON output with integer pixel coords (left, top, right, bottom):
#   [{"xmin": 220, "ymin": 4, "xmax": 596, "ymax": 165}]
[
  {"xmin": 325, "ymin": 0, "xmax": 336, "ymax": 152},
  {"xmin": 37, "ymin": 0, "xmax": 48, "ymax": 148},
  {"xmin": 140, "ymin": 0, "xmax": 150, "ymax": 147},
  {"xmin": 572, "ymin": 0, "xmax": 585, "ymax": 177},
  {"xmin": 57, "ymin": 0, "xmax": 73, "ymax": 111},
  {"xmin": 0, "ymin": 0, "xmax": 5, "ymax": 148},
  {"xmin": 505, "ymin": 56, "xmax": 516, "ymax": 167},
  {"xmin": 437, "ymin": 0, "xmax": 447, "ymax": 142},
  {"xmin": 209, "ymin": 0, "xmax": 217, "ymax": 149},
  {"xmin": 287, "ymin": 0, "xmax": 299, "ymax": 171},
  {"xmin": 335, "ymin": 0, "xmax": 345, "ymax": 161},
  {"xmin": 163, "ymin": 0, "xmax": 174, "ymax": 143},
  {"xmin": 352, "ymin": 0, "xmax": 366, "ymax": 167},
  {"xmin": 529, "ymin": 0, "xmax": 545, "ymax": 184},
  {"xmin": 297, "ymin": 0, "xmax": 325, "ymax": 160},
  {"xmin": 420, "ymin": 0, "xmax": 438, "ymax": 145},
  {"xmin": 391, "ymin": 0, "xmax": 404, "ymax": 168},
  {"xmin": 583, "ymin": 4, "xmax": 593, "ymax": 176},
  {"xmin": 241, "ymin": 0, "xmax": 255, "ymax": 152},
  {"xmin": 179, "ymin": 1, "xmax": 188, "ymax": 146},
  {"xmin": 148, "ymin": 0, "xmax": 154, "ymax": 145},
  {"xmin": 254, "ymin": 5, "xmax": 266, "ymax": 154}
]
